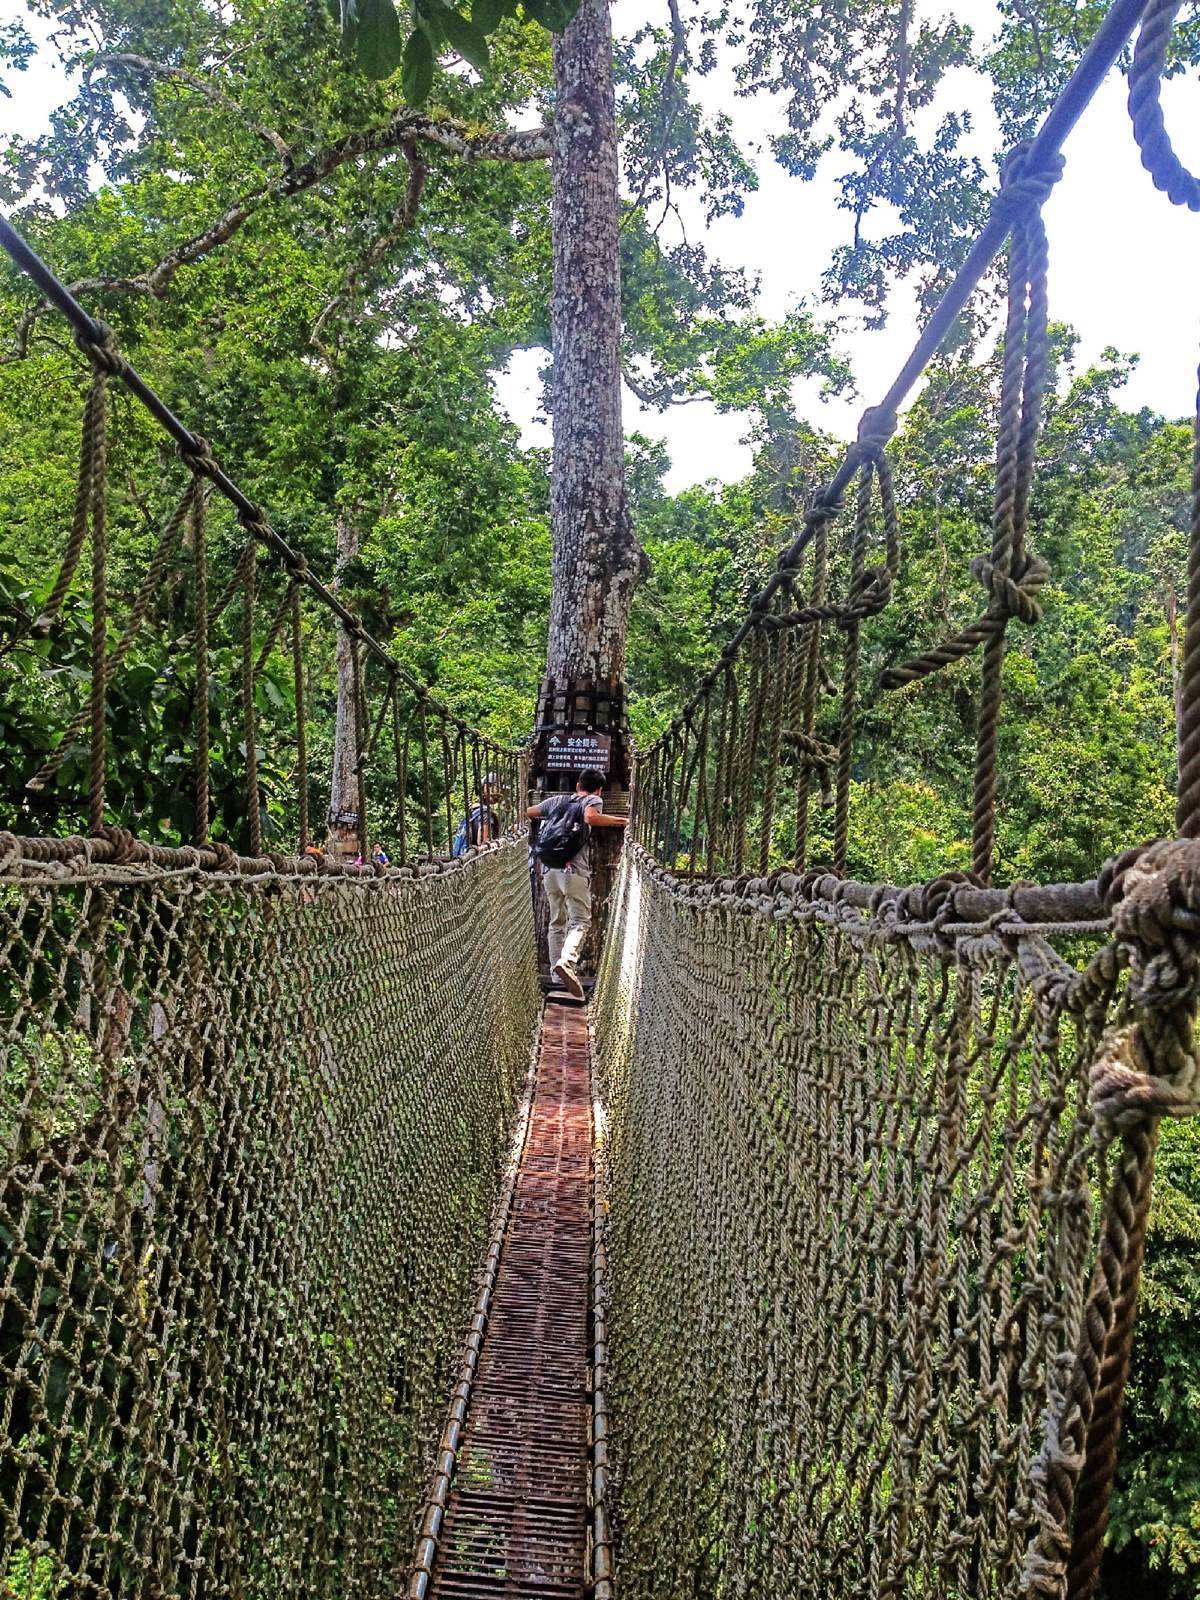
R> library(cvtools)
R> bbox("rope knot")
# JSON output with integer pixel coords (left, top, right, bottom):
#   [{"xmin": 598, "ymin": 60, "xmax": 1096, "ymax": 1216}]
[
  {"xmin": 844, "ymin": 562, "xmax": 894, "ymax": 621},
  {"xmin": 1089, "ymin": 1022, "xmax": 1200, "ymax": 1126},
  {"xmin": 992, "ymin": 144, "xmax": 1065, "ymax": 220},
  {"xmin": 971, "ymin": 549, "xmax": 1048, "ymax": 623},
  {"xmin": 75, "ymin": 320, "xmax": 125, "ymax": 377},
  {"xmin": 921, "ymin": 870, "xmax": 983, "ymax": 925},
  {"xmin": 1085, "ymin": 837, "xmax": 1200, "ymax": 1127},
  {"xmin": 178, "ymin": 434, "xmax": 217, "ymax": 479},
  {"xmin": 92, "ymin": 823, "xmax": 139, "ymax": 864},
  {"xmin": 208, "ymin": 840, "xmax": 240, "ymax": 873},
  {"xmin": 850, "ymin": 404, "xmax": 899, "ymax": 466},
  {"xmin": 1106, "ymin": 836, "xmax": 1200, "ymax": 1008},
  {"xmin": 237, "ymin": 504, "xmax": 271, "ymax": 541}
]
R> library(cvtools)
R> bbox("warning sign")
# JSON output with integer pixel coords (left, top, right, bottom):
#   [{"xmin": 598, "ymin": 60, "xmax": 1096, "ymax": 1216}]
[{"xmin": 542, "ymin": 731, "xmax": 612, "ymax": 776}]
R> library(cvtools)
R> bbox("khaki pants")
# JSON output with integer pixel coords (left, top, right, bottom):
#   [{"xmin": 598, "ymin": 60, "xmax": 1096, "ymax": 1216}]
[{"xmin": 544, "ymin": 867, "xmax": 591, "ymax": 976}]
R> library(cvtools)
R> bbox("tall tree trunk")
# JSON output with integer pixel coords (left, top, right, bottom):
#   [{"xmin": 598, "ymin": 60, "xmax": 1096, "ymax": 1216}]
[
  {"xmin": 546, "ymin": 0, "xmax": 640, "ymax": 692},
  {"xmin": 327, "ymin": 508, "xmax": 361, "ymax": 859},
  {"xmin": 533, "ymin": 0, "xmax": 640, "ymax": 980}
]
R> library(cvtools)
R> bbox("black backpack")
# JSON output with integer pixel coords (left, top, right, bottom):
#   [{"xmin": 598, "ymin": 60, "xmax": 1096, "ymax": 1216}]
[{"xmin": 533, "ymin": 795, "xmax": 590, "ymax": 869}]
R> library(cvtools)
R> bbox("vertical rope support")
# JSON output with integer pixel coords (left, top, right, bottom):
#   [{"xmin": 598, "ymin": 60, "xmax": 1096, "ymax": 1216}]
[
  {"xmin": 1065, "ymin": 1123, "xmax": 1160, "ymax": 1600},
  {"xmin": 972, "ymin": 162, "xmax": 1050, "ymax": 882},
  {"xmin": 793, "ymin": 513, "xmax": 828, "ymax": 866},
  {"xmin": 350, "ymin": 634, "xmax": 368, "ymax": 860},
  {"xmin": 420, "ymin": 699, "xmax": 434, "ymax": 858},
  {"xmin": 758, "ymin": 627, "xmax": 788, "ymax": 873},
  {"xmin": 706, "ymin": 678, "xmax": 730, "ymax": 875},
  {"xmin": 1178, "ymin": 367, "xmax": 1200, "ymax": 835},
  {"xmin": 690, "ymin": 688, "xmax": 713, "ymax": 877},
  {"xmin": 833, "ymin": 466, "xmax": 872, "ymax": 872},
  {"xmin": 87, "ymin": 372, "xmax": 110, "ymax": 834},
  {"xmin": 240, "ymin": 538, "xmax": 262, "ymax": 856},
  {"xmin": 397, "ymin": 694, "xmax": 410, "ymax": 858},
  {"xmin": 291, "ymin": 585, "xmax": 308, "ymax": 853},
  {"xmin": 441, "ymin": 722, "xmax": 455, "ymax": 852},
  {"xmin": 192, "ymin": 479, "xmax": 210, "ymax": 845},
  {"xmin": 459, "ymin": 728, "xmax": 472, "ymax": 845},
  {"xmin": 733, "ymin": 634, "xmax": 766, "ymax": 873}
]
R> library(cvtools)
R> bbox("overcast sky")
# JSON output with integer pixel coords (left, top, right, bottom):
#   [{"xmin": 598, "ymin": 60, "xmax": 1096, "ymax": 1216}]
[{"xmin": 3, "ymin": 0, "xmax": 1198, "ymax": 490}]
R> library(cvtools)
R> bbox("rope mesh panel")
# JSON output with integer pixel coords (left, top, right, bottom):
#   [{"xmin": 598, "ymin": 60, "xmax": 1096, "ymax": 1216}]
[
  {"xmin": 594, "ymin": 848, "xmax": 1127, "ymax": 1600},
  {"xmin": 0, "ymin": 839, "xmax": 537, "ymax": 1599}
]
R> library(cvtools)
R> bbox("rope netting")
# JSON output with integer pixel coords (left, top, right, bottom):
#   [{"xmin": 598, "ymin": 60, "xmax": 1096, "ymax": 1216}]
[
  {"xmin": 0, "ymin": 836, "xmax": 538, "ymax": 1598},
  {"xmin": 2, "ymin": 1, "xmax": 1200, "ymax": 1599},
  {"xmin": 593, "ymin": 3, "xmax": 1200, "ymax": 1598},
  {"xmin": 0, "ymin": 120, "xmax": 540, "ymax": 1598}
]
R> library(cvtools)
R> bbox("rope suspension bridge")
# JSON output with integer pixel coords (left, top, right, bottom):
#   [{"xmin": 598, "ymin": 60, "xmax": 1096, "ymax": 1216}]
[{"xmin": 1, "ymin": 1, "xmax": 1198, "ymax": 1596}]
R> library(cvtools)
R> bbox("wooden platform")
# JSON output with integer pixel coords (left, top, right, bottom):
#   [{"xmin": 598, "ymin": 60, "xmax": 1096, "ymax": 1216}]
[{"xmin": 411, "ymin": 999, "xmax": 596, "ymax": 1598}]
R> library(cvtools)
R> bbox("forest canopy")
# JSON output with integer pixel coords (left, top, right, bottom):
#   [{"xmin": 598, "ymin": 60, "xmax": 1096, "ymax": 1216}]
[{"xmin": 1, "ymin": 1, "xmax": 1199, "ymax": 1594}]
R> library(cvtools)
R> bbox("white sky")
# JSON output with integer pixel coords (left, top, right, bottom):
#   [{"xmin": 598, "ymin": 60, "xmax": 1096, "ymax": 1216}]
[{"xmin": 3, "ymin": 0, "xmax": 1198, "ymax": 490}]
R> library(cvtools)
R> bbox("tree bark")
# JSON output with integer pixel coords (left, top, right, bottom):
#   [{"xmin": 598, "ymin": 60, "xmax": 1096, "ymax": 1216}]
[
  {"xmin": 546, "ymin": 0, "xmax": 641, "ymax": 692},
  {"xmin": 534, "ymin": 0, "xmax": 639, "ymax": 983}
]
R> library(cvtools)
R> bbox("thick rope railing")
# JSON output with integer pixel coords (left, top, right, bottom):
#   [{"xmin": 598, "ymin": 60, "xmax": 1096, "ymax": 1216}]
[
  {"xmin": 0, "ymin": 168, "xmax": 540, "ymax": 1600},
  {"xmin": 602, "ymin": 3, "xmax": 1200, "ymax": 1599}
]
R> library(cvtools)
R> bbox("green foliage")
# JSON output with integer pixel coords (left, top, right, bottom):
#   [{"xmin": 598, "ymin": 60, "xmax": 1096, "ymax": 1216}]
[
  {"xmin": 1107, "ymin": 1119, "xmax": 1200, "ymax": 1596},
  {"xmin": 334, "ymin": 0, "xmax": 578, "ymax": 94},
  {"xmin": 0, "ymin": 2, "xmax": 1197, "ymax": 1591}
]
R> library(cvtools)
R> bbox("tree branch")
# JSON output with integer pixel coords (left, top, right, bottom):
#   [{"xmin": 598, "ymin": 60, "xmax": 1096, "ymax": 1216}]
[
  {"xmin": 893, "ymin": 0, "xmax": 911, "ymax": 140},
  {"xmin": 311, "ymin": 141, "xmax": 427, "ymax": 354},
  {"xmin": 625, "ymin": 0, "xmax": 686, "ymax": 221},
  {"xmin": 88, "ymin": 52, "xmax": 296, "ymax": 168},
  {"xmin": 623, "ymin": 364, "xmax": 710, "ymax": 409},
  {"xmin": 4, "ymin": 107, "xmax": 550, "ymax": 356}
]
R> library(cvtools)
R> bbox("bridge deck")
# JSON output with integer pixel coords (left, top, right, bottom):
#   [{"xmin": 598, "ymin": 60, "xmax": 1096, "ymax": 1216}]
[{"xmin": 417, "ymin": 998, "xmax": 595, "ymax": 1599}]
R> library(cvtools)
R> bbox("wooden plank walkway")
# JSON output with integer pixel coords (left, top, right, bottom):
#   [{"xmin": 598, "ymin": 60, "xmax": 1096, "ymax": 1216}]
[{"xmin": 410, "ymin": 998, "xmax": 596, "ymax": 1599}]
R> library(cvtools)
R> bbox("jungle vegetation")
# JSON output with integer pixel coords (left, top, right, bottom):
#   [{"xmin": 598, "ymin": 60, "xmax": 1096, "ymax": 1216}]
[{"xmin": 0, "ymin": 1, "xmax": 1197, "ymax": 1593}]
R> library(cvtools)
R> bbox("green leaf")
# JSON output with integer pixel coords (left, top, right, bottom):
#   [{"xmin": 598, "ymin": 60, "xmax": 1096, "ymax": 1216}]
[
  {"xmin": 356, "ymin": 0, "xmax": 404, "ymax": 78},
  {"xmin": 471, "ymin": 0, "xmax": 504, "ymax": 29},
  {"xmin": 522, "ymin": 0, "xmax": 579, "ymax": 29},
  {"xmin": 439, "ymin": 7, "xmax": 490, "ymax": 71},
  {"xmin": 414, "ymin": 0, "xmax": 447, "ymax": 45},
  {"xmin": 401, "ymin": 25, "xmax": 435, "ymax": 102}
]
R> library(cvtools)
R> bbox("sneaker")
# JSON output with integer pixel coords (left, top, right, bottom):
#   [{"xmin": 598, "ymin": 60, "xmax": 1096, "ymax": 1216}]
[{"xmin": 551, "ymin": 962, "xmax": 585, "ymax": 1001}]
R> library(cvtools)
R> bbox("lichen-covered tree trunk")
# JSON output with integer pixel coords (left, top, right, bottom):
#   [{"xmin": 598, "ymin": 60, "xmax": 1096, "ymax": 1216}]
[
  {"xmin": 546, "ymin": 0, "xmax": 640, "ymax": 691},
  {"xmin": 535, "ymin": 0, "xmax": 638, "ymax": 979}
]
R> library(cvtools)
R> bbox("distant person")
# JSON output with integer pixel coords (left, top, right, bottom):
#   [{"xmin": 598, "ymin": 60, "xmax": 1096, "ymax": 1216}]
[
  {"xmin": 452, "ymin": 772, "xmax": 506, "ymax": 857},
  {"xmin": 527, "ymin": 769, "xmax": 627, "ymax": 1000}
]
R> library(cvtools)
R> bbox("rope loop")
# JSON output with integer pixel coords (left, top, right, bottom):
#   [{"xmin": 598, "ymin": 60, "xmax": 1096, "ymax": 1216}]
[
  {"xmin": 178, "ymin": 433, "xmax": 217, "ymax": 479},
  {"xmin": 237, "ymin": 503, "xmax": 272, "ymax": 542},
  {"xmin": 1089, "ymin": 1022, "xmax": 1200, "ymax": 1126},
  {"xmin": 74, "ymin": 320, "xmax": 125, "ymax": 377},
  {"xmin": 208, "ymin": 839, "xmax": 240, "ymax": 874},
  {"xmin": 849, "ymin": 403, "xmax": 899, "ymax": 466},
  {"xmin": 990, "ymin": 142, "xmax": 1065, "ymax": 221},
  {"xmin": 1084, "ymin": 837, "xmax": 1200, "ymax": 1127},
  {"xmin": 971, "ymin": 548, "xmax": 1049, "ymax": 624},
  {"xmin": 92, "ymin": 822, "xmax": 138, "ymax": 863},
  {"xmin": 1128, "ymin": 0, "xmax": 1200, "ymax": 212},
  {"xmin": 1105, "ymin": 836, "xmax": 1200, "ymax": 1010}
]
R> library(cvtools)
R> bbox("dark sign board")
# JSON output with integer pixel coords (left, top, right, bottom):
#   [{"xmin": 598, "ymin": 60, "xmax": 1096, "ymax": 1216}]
[{"xmin": 542, "ymin": 731, "xmax": 612, "ymax": 776}]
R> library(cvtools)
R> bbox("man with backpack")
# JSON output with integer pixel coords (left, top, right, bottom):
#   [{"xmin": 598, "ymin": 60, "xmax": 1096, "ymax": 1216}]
[
  {"xmin": 526, "ymin": 769, "xmax": 628, "ymax": 1000},
  {"xmin": 451, "ymin": 773, "xmax": 506, "ymax": 858}
]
